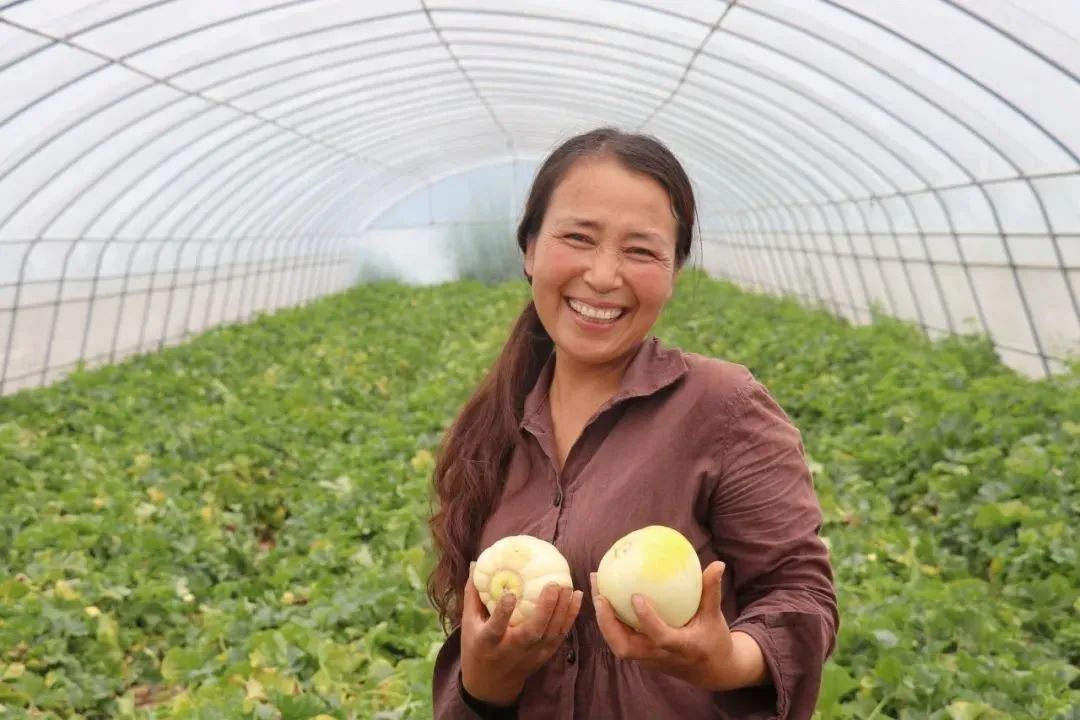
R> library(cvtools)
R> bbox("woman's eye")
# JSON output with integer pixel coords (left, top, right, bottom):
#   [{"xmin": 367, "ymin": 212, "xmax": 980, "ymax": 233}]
[
  {"xmin": 566, "ymin": 234, "xmax": 591, "ymax": 244},
  {"xmin": 629, "ymin": 247, "xmax": 656, "ymax": 258}
]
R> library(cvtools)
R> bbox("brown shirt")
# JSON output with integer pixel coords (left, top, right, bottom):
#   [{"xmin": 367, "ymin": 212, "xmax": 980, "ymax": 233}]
[{"xmin": 433, "ymin": 336, "xmax": 838, "ymax": 720}]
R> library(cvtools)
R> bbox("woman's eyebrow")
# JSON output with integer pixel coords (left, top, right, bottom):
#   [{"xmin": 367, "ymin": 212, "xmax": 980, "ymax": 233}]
[
  {"xmin": 559, "ymin": 217, "xmax": 664, "ymax": 243},
  {"xmin": 626, "ymin": 231, "xmax": 665, "ymax": 244},
  {"xmin": 559, "ymin": 216, "xmax": 602, "ymax": 230}
]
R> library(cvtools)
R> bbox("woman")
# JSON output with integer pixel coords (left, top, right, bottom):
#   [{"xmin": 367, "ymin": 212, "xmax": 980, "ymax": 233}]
[{"xmin": 427, "ymin": 127, "xmax": 838, "ymax": 719}]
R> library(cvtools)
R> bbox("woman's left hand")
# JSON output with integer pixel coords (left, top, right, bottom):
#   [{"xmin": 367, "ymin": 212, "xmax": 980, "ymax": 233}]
[{"xmin": 590, "ymin": 561, "xmax": 768, "ymax": 691}]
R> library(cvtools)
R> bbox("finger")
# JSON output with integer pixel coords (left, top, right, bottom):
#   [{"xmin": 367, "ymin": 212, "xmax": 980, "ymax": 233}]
[
  {"xmin": 481, "ymin": 590, "xmax": 517, "ymax": 644},
  {"xmin": 556, "ymin": 589, "xmax": 584, "ymax": 637},
  {"xmin": 591, "ymin": 573, "xmax": 646, "ymax": 658},
  {"xmin": 542, "ymin": 586, "xmax": 574, "ymax": 642},
  {"xmin": 699, "ymin": 560, "xmax": 727, "ymax": 621},
  {"xmin": 519, "ymin": 582, "xmax": 562, "ymax": 644},
  {"xmin": 630, "ymin": 593, "xmax": 675, "ymax": 649}
]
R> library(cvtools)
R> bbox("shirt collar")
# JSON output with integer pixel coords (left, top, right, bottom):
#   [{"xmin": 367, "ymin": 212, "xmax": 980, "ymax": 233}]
[{"xmin": 520, "ymin": 335, "xmax": 688, "ymax": 435}]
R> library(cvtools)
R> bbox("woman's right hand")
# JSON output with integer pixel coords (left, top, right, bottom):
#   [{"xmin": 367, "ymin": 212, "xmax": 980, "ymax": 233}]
[{"xmin": 460, "ymin": 562, "xmax": 585, "ymax": 706}]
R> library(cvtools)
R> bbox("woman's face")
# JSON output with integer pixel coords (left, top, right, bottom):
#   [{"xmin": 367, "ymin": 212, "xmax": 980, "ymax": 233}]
[{"xmin": 525, "ymin": 155, "xmax": 681, "ymax": 369}]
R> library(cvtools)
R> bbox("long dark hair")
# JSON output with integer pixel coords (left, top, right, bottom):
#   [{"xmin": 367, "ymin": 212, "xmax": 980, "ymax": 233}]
[{"xmin": 426, "ymin": 127, "xmax": 698, "ymax": 631}]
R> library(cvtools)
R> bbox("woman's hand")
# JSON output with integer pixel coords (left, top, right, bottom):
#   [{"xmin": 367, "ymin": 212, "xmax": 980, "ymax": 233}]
[
  {"xmin": 590, "ymin": 561, "xmax": 769, "ymax": 691},
  {"xmin": 460, "ymin": 561, "xmax": 585, "ymax": 706}
]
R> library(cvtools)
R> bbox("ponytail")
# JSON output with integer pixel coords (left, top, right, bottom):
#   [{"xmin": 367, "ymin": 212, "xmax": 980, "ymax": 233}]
[{"xmin": 426, "ymin": 300, "xmax": 553, "ymax": 631}]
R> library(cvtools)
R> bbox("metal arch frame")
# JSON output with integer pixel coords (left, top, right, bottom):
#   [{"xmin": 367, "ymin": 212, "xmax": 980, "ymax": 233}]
[
  {"xmin": 704, "ymin": 18, "xmax": 987, "ymax": 326},
  {"xmin": 291, "ymin": 160, "xmax": 525, "ymax": 296},
  {"xmin": 745, "ymin": 0, "xmax": 1078, "ymax": 371},
  {"xmin": 172, "ymin": 28, "xmax": 435, "ymax": 92},
  {"xmin": 91, "ymin": 134, "xmax": 337, "ymax": 362},
  {"xmin": 0, "ymin": 62, "xmax": 894, "ymax": 379},
  {"xmin": 0, "ymin": 15, "xmax": 447, "ymax": 388},
  {"xmin": 236, "ymin": 18, "xmax": 972, "ymax": 330},
  {"xmin": 809, "ymin": 0, "xmax": 1079, "ymax": 364},
  {"xmin": 0, "ymin": 7, "xmax": 972, "ymax": 236},
  {"xmin": 427, "ymin": 3, "xmax": 1076, "ymax": 367},
  {"xmin": 0, "ymin": 0, "xmax": 1075, "ymax": 388},
  {"xmin": 246, "ymin": 39, "xmax": 680, "ymax": 119},
  {"xmin": 688, "ymin": 17, "xmax": 1013, "ymax": 340},
  {"xmin": 4, "ymin": 3, "xmax": 902, "ymax": 208},
  {"xmin": 360, "ymin": 69, "xmax": 840, "ymax": 201},
  {"xmin": 188, "ymin": 160, "xmax": 377, "ymax": 327},
  {"xmin": 332, "ymin": 107, "xmax": 858, "ymax": 320},
  {"xmin": 636, "ymin": 0, "xmax": 737, "ymax": 130},
  {"xmin": 56, "ymin": 133, "xmax": 344, "ymax": 370},
  {"xmin": 135, "ymin": 151, "xmax": 352, "ymax": 356},
  {"xmin": 420, "ymin": 0, "xmax": 515, "ymax": 161},
  {"xmin": 684, "ymin": 21, "xmax": 957, "ymax": 323},
  {"xmin": 643, "ymin": 78, "xmax": 910, "ymax": 321},
  {"xmin": 214, "ymin": 25, "xmax": 688, "ymax": 127},
  {"xmin": 291, "ymin": 73, "xmax": 665, "ymax": 155},
  {"xmin": 129, "ymin": 129, "xmax": 418, "ymax": 353},
  {"xmin": 5, "ymin": 0, "xmax": 1075, "ymax": 191},
  {"xmin": 638, "ymin": 97, "xmax": 867, "ymax": 314},
  {"xmin": 283, "ymin": 147, "xmax": 518, "ymax": 287},
  {"xmin": 410, "ymin": 41, "xmax": 937, "ymax": 330},
  {"xmin": 320, "ymin": 153, "xmax": 526, "ymax": 238},
  {"xmin": 225, "ymin": 57, "xmax": 842, "ymax": 252},
  {"xmin": 243, "ymin": 61, "xmax": 467, "ymax": 122},
  {"xmin": 0, "ymin": 17, "xmax": 431, "ymax": 213},
  {"xmin": 191, "ymin": 33, "xmax": 444, "ymax": 100},
  {"xmin": 0, "ymin": 33, "xmax": 441, "ymax": 386}
]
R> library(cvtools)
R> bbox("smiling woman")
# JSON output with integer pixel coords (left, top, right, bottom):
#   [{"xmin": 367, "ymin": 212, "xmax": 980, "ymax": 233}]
[
  {"xmin": 427, "ymin": 127, "xmax": 838, "ymax": 720},
  {"xmin": 524, "ymin": 155, "xmax": 680, "ymax": 374}
]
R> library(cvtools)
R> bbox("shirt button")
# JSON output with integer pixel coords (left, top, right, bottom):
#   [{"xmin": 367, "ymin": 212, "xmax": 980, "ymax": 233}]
[{"xmin": 566, "ymin": 649, "xmax": 576, "ymax": 665}]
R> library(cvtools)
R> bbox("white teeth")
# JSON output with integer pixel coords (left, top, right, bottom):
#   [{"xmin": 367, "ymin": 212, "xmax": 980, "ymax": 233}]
[{"xmin": 568, "ymin": 299, "xmax": 623, "ymax": 321}]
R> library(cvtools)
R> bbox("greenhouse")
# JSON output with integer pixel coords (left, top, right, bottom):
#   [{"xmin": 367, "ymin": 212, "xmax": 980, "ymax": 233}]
[{"xmin": 0, "ymin": 1, "xmax": 1077, "ymax": 718}]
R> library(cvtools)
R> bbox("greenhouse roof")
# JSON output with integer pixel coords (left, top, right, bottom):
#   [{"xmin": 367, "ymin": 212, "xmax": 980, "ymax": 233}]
[{"xmin": 1, "ymin": 0, "xmax": 1078, "ymax": 389}]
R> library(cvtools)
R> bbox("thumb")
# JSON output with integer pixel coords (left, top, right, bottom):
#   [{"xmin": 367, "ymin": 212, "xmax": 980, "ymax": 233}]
[
  {"xmin": 631, "ymin": 593, "xmax": 673, "ymax": 645},
  {"xmin": 482, "ymin": 591, "xmax": 517, "ymax": 643},
  {"xmin": 700, "ymin": 560, "xmax": 726, "ymax": 619}
]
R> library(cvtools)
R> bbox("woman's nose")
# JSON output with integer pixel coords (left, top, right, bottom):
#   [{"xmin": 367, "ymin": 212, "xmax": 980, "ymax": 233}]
[{"xmin": 583, "ymin": 247, "xmax": 623, "ymax": 290}]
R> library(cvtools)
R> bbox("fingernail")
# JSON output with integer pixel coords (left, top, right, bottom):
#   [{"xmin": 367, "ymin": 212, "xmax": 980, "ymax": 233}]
[
  {"xmin": 632, "ymin": 594, "xmax": 645, "ymax": 611},
  {"xmin": 501, "ymin": 593, "xmax": 515, "ymax": 608}
]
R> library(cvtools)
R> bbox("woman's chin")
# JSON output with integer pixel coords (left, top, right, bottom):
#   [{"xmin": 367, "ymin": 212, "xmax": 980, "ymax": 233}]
[{"xmin": 555, "ymin": 321, "xmax": 640, "ymax": 365}]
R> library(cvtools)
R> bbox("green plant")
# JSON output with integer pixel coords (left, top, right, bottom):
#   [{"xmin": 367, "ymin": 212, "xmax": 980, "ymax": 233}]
[{"xmin": 1, "ymin": 270, "xmax": 1076, "ymax": 718}]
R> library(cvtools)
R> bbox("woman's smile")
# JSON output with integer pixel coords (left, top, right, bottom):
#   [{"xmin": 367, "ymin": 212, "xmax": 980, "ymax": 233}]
[{"xmin": 565, "ymin": 297, "xmax": 629, "ymax": 329}]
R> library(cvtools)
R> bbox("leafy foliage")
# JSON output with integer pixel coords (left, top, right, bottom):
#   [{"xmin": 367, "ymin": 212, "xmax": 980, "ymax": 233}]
[{"xmin": 1, "ymin": 271, "xmax": 1077, "ymax": 718}]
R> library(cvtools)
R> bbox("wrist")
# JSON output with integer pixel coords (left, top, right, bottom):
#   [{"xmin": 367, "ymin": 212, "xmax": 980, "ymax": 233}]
[
  {"xmin": 704, "ymin": 630, "xmax": 773, "ymax": 690},
  {"xmin": 708, "ymin": 630, "xmax": 769, "ymax": 691},
  {"xmin": 461, "ymin": 668, "xmax": 524, "ymax": 707}
]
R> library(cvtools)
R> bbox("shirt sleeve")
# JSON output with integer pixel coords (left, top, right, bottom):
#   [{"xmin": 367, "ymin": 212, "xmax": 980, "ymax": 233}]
[
  {"xmin": 432, "ymin": 626, "xmax": 521, "ymax": 720},
  {"xmin": 707, "ymin": 375, "xmax": 839, "ymax": 720}
]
